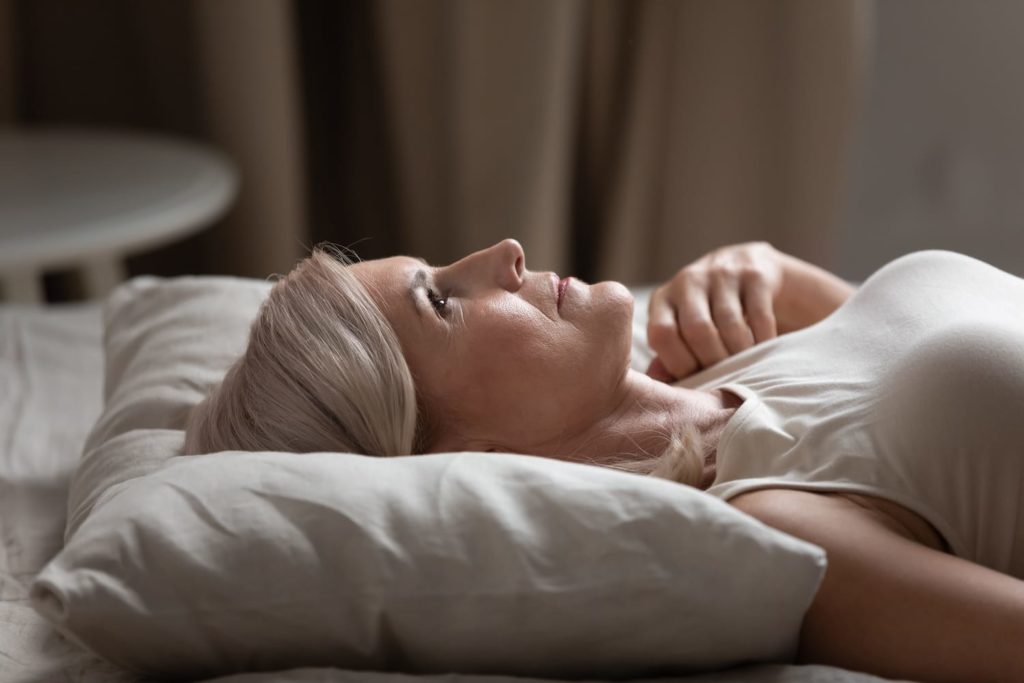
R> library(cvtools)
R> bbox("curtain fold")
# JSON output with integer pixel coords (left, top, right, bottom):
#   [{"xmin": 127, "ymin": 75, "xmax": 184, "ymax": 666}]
[
  {"xmin": 598, "ymin": 1, "xmax": 872, "ymax": 281},
  {"xmin": 374, "ymin": 0, "xmax": 585, "ymax": 272},
  {"xmin": 361, "ymin": 0, "xmax": 871, "ymax": 280},
  {"xmin": 295, "ymin": 0, "xmax": 403, "ymax": 263},
  {"xmin": 191, "ymin": 0, "xmax": 308, "ymax": 278}
]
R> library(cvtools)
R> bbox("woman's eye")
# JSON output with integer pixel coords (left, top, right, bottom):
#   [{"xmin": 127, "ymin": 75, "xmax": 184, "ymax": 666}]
[{"xmin": 426, "ymin": 288, "xmax": 449, "ymax": 317}]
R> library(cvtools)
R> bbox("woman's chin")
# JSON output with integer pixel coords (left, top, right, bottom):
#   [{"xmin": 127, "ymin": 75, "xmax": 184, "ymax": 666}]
[
  {"xmin": 585, "ymin": 281, "xmax": 636, "ymax": 374},
  {"xmin": 593, "ymin": 280, "xmax": 635, "ymax": 313}
]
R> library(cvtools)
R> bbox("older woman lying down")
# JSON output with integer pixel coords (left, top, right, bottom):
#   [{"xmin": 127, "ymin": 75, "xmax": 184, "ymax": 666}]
[{"xmin": 185, "ymin": 239, "xmax": 1024, "ymax": 683}]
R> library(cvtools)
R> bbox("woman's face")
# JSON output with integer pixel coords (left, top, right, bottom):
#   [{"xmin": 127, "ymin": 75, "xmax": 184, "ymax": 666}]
[{"xmin": 350, "ymin": 239, "xmax": 635, "ymax": 454}]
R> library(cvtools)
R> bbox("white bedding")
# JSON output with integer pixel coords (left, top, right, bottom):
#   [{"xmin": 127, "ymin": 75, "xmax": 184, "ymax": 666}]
[{"xmin": 0, "ymin": 300, "xmax": 907, "ymax": 683}]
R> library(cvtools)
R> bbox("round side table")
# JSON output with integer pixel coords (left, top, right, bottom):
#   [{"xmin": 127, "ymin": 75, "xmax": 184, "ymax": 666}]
[{"xmin": 0, "ymin": 128, "xmax": 238, "ymax": 303}]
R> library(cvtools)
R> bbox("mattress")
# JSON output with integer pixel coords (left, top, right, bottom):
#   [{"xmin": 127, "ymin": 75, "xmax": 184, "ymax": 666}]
[{"xmin": 0, "ymin": 299, "xmax": 905, "ymax": 683}]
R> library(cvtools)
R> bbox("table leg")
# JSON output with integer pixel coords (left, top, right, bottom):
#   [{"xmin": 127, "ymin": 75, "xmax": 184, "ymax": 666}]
[
  {"xmin": 0, "ymin": 269, "xmax": 45, "ymax": 304},
  {"xmin": 81, "ymin": 255, "xmax": 127, "ymax": 300}
]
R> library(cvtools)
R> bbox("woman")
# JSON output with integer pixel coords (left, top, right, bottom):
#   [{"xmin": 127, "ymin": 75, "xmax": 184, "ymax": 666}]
[{"xmin": 186, "ymin": 239, "xmax": 1024, "ymax": 683}]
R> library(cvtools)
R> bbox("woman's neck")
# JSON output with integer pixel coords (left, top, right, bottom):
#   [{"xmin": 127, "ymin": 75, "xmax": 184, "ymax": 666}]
[{"xmin": 553, "ymin": 369, "xmax": 741, "ymax": 484}]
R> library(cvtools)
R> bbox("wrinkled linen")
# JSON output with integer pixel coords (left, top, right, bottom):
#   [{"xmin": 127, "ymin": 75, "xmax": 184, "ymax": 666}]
[{"xmin": 0, "ymin": 303, "xmax": 132, "ymax": 683}]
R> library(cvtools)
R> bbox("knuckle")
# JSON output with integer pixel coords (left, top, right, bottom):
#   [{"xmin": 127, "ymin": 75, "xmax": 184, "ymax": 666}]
[
  {"xmin": 740, "ymin": 240, "xmax": 771, "ymax": 255},
  {"xmin": 740, "ymin": 265, "xmax": 766, "ymax": 283},
  {"xmin": 676, "ymin": 267, "xmax": 705, "ymax": 287},
  {"xmin": 710, "ymin": 264, "xmax": 740, "ymax": 282}
]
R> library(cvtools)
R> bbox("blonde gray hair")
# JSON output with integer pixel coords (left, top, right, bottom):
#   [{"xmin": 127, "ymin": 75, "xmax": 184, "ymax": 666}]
[
  {"xmin": 184, "ymin": 247, "xmax": 432, "ymax": 456},
  {"xmin": 185, "ymin": 246, "xmax": 705, "ymax": 487},
  {"xmin": 581, "ymin": 425, "xmax": 707, "ymax": 487}
]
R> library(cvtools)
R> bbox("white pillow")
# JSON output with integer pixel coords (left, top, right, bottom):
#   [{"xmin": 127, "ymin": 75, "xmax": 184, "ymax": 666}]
[
  {"xmin": 33, "ymin": 275, "xmax": 826, "ymax": 681},
  {"xmin": 65, "ymin": 275, "xmax": 271, "ymax": 540}
]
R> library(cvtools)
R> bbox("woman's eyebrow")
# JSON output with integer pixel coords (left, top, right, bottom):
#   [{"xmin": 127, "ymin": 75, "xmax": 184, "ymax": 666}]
[{"xmin": 409, "ymin": 269, "xmax": 428, "ymax": 320}]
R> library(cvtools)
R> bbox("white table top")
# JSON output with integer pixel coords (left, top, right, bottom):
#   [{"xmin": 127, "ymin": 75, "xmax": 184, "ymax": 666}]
[{"xmin": 0, "ymin": 127, "xmax": 238, "ymax": 270}]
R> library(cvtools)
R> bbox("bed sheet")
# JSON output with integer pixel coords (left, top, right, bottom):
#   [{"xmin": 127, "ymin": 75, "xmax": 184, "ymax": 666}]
[
  {"xmin": 0, "ymin": 303, "xmax": 130, "ymax": 682},
  {"xmin": 0, "ymin": 300, "xmax": 906, "ymax": 683}
]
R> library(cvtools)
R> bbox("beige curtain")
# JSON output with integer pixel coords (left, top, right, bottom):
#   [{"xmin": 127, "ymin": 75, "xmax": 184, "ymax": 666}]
[
  {"xmin": 375, "ymin": 0, "xmax": 584, "ymax": 272},
  {"xmin": 4, "ymin": 0, "xmax": 871, "ymax": 284},
  {"xmin": 601, "ymin": 1, "xmax": 873, "ymax": 281},
  {"xmin": 376, "ymin": 0, "xmax": 873, "ymax": 281},
  {"xmin": 190, "ymin": 0, "xmax": 307, "ymax": 278}
]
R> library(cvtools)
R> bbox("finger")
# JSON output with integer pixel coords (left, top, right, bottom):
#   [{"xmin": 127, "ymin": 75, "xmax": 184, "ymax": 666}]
[
  {"xmin": 645, "ymin": 356, "xmax": 678, "ymax": 383},
  {"xmin": 647, "ymin": 288, "xmax": 700, "ymax": 379},
  {"xmin": 740, "ymin": 273, "xmax": 778, "ymax": 343},
  {"xmin": 675, "ymin": 280, "xmax": 731, "ymax": 368},
  {"xmin": 708, "ymin": 272, "xmax": 756, "ymax": 355}
]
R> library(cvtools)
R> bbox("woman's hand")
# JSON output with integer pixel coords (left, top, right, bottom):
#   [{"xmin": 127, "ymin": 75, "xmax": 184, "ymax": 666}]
[{"xmin": 646, "ymin": 241, "xmax": 785, "ymax": 382}]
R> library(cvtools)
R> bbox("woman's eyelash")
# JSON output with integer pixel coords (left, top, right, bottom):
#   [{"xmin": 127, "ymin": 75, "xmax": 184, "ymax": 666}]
[{"xmin": 426, "ymin": 287, "xmax": 450, "ymax": 317}]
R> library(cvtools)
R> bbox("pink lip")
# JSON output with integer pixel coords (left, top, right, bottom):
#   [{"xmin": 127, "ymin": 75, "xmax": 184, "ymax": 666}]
[{"xmin": 557, "ymin": 276, "xmax": 571, "ymax": 309}]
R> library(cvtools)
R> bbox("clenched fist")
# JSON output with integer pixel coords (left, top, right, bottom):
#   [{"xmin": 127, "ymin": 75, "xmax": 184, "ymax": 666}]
[{"xmin": 646, "ymin": 241, "xmax": 785, "ymax": 382}]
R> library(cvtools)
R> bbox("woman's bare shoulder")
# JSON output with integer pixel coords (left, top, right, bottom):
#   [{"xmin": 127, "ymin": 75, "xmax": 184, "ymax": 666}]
[
  {"xmin": 730, "ymin": 488, "xmax": 847, "ymax": 532},
  {"xmin": 729, "ymin": 489, "xmax": 877, "ymax": 556},
  {"xmin": 730, "ymin": 488, "xmax": 948, "ymax": 553}
]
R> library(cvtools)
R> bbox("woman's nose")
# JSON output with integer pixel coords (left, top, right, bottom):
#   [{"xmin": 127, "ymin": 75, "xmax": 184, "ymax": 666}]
[
  {"xmin": 449, "ymin": 238, "xmax": 525, "ymax": 292},
  {"xmin": 491, "ymin": 238, "xmax": 525, "ymax": 291}
]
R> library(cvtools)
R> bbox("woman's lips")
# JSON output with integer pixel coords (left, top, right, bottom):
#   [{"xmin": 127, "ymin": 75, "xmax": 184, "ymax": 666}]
[{"xmin": 557, "ymin": 277, "xmax": 570, "ymax": 309}]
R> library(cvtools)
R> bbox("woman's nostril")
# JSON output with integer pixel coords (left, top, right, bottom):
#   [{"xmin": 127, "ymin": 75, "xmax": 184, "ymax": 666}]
[{"xmin": 515, "ymin": 256, "xmax": 524, "ymax": 277}]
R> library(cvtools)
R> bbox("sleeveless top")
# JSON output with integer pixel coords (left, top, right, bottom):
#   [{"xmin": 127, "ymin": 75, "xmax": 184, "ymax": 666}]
[{"xmin": 676, "ymin": 250, "xmax": 1024, "ymax": 579}]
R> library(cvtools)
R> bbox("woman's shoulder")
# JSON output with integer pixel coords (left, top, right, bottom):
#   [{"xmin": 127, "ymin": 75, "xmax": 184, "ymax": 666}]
[
  {"xmin": 729, "ymin": 488, "xmax": 863, "ymax": 538},
  {"xmin": 729, "ymin": 488, "xmax": 947, "ymax": 553}
]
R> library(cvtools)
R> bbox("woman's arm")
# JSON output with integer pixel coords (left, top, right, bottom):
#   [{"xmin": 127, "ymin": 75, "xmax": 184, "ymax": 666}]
[
  {"xmin": 646, "ymin": 242, "xmax": 857, "ymax": 381},
  {"xmin": 774, "ymin": 252, "xmax": 857, "ymax": 335},
  {"xmin": 732, "ymin": 489, "xmax": 1024, "ymax": 683}
]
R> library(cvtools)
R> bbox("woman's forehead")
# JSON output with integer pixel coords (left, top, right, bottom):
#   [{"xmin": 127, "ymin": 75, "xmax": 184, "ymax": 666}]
[
  {"xmin": 351, "ymin": 255, "xmax": 424, "ymax": 287},
  {"xmin": 349, "ymin": 256, "xmax": 428, "ymax": 317}
]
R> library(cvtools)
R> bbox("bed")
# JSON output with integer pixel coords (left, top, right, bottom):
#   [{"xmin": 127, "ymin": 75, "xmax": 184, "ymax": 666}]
[{"xmin": 0, "ymin": 286, "xmax": 910, "ymax": 683}]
